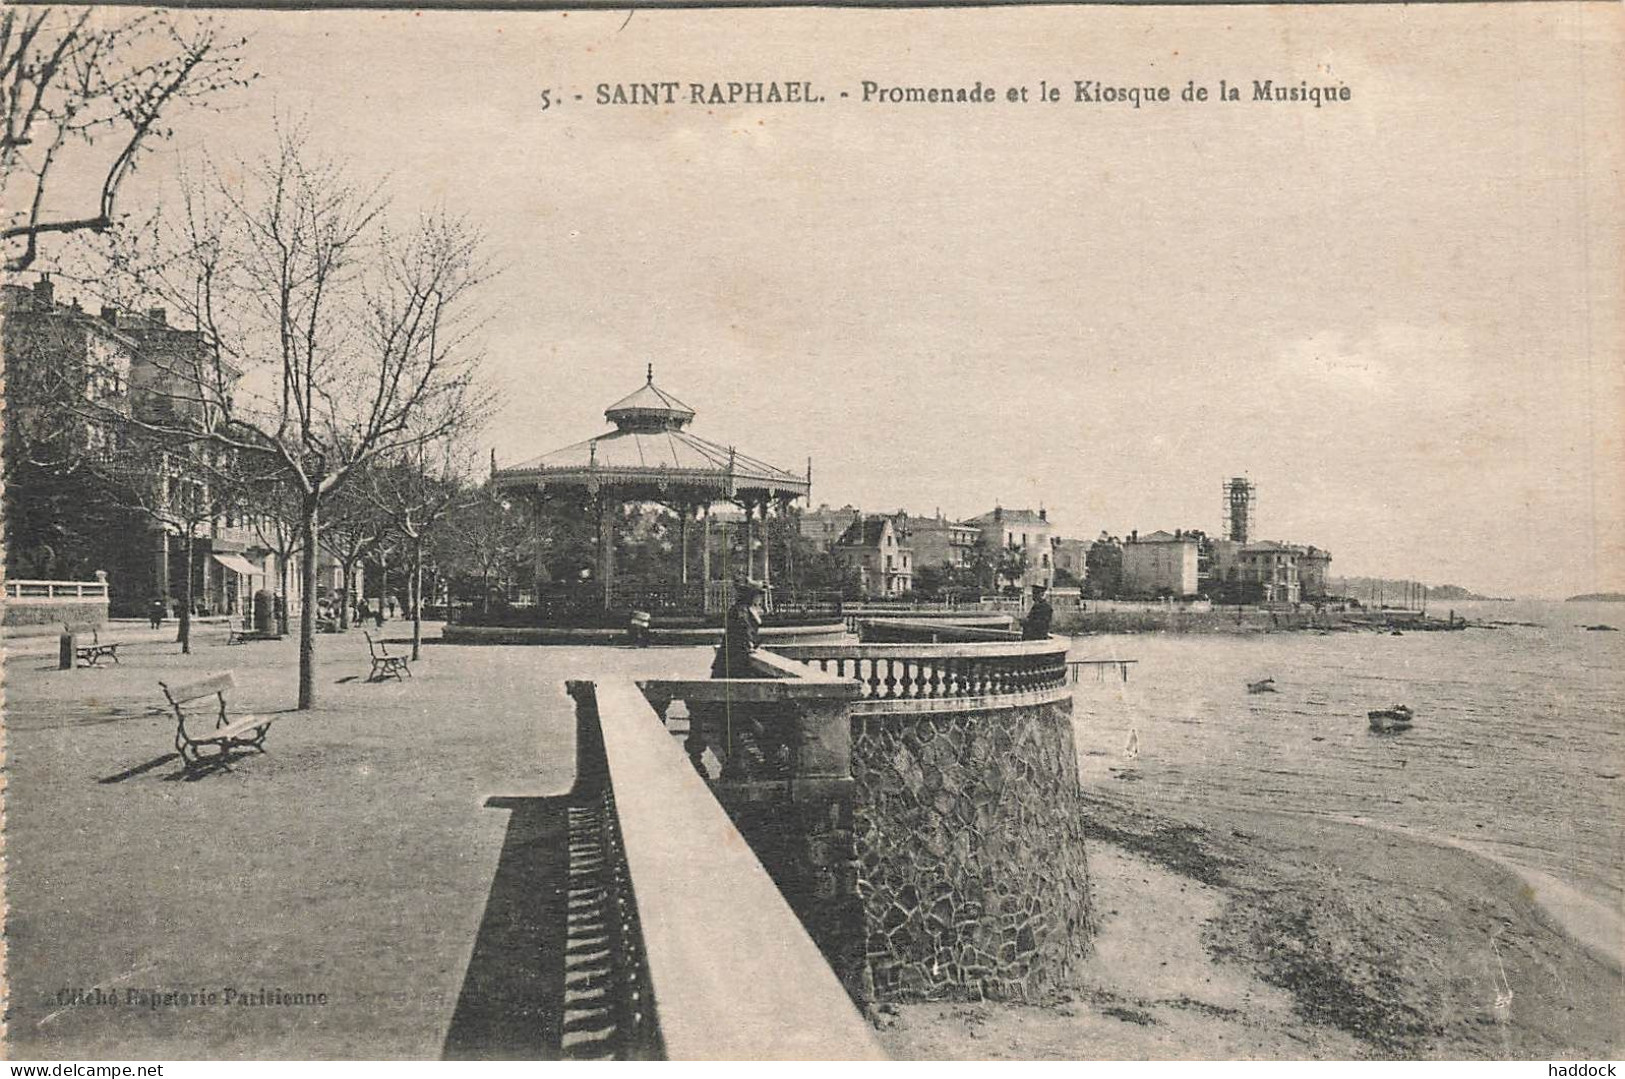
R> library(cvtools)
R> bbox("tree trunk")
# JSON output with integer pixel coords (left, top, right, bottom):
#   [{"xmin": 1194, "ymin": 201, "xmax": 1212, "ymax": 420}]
[
  {"xmin": 277, "ymin": 549, "xmax": 291, "ymax": 636},
  {"xmin": 339, "ymin": 559, "xmax": 353, "ymax": 630},
  {"xmin": 412, "ymin": 536, "xmax": 423, "ymax": 661},
  {"xmin": 298, "ymin": 501, "xmax": 320, "ymax": 710},
  {"xmin": 177, "ymin": 528, "xmax": 194, "ymax": 654}
]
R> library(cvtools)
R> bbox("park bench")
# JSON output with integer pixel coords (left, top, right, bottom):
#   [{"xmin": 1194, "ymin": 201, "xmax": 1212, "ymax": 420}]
[
  {"xmin": 158, "ymin": 672, "xmax": 274, "ymax": 772},
  {"xmin": 365, "ymin": 632, "xmax": 411, "ymax": 682},
  {"xmin": 65, "ymin": 622, "xmax": 120, "ymax": 666}
]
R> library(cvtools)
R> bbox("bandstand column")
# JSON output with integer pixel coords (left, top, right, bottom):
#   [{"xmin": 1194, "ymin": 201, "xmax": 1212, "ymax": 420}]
[
  {"xmin": 679, "ymin": 502, "xmax": 690, "ymax": 585},
  {"xmin": 531, "ymin": 493, "xmax": 549, "ymax": 594},
  {"xmin": 701, "ymin": 504, "xmax": 712, "ymax": 591},
  {"xmin": 598, "ymin": 490, "xmax": 616, "ymax": 609},
  {"xmin": 760, "ymin": 495, "xmax": 772, "ymax": 596}
]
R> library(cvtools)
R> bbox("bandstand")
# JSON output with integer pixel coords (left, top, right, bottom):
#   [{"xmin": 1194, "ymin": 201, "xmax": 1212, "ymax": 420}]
[{"xmin": 491, "ymin": 368, "xmax": 810, "ymax": 619}]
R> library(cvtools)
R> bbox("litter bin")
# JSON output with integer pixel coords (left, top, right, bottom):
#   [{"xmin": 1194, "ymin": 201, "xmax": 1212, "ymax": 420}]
[
  {"xmin": 254, "ymin": 589, "xmax": 276, "ymax": 635},
  {"xmin": 59, "ymin": 628, "xmax": 77, "ymax": 670}
]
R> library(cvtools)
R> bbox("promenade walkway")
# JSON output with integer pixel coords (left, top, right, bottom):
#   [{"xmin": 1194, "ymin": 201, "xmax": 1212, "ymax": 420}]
[{"xmin": 3, "ymin": 623, "xmax": 710, "ymax": 1058}]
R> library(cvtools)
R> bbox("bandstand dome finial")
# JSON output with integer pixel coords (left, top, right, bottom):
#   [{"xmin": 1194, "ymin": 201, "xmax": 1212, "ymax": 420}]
[{"xmin": 604, "ymin": 370, "xmax": 696, "ymax": 432}]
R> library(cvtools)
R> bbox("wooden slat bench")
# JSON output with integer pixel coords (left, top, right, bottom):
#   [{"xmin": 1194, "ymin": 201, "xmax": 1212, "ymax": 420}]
[
  {"xmin": 65, "ymin": 623, "xmax": 120, "ymax": 666},
  {"xmin": 159, "ymin": 672, "xmax": 274, "ymax": 772},
  {"xmin": 365, "ymin": 632, "xmax": 411, "ymax": 682}
]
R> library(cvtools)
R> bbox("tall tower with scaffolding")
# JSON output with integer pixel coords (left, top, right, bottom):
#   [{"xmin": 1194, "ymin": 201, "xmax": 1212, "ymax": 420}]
[{"xmin": 1222, "ymin": 476, "xmax": 1256, "ymax": 544}]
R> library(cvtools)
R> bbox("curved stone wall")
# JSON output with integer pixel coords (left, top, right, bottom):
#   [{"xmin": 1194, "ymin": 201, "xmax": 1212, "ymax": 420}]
[{"xmin": 850, "ymin": 697, "xmax": 1093, "ymax": 1001}]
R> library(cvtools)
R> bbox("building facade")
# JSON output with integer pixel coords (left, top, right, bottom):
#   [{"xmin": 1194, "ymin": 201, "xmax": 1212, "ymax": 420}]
[
  {"xmin": 965, "ymin": 507, "xmax": 1054, "ymax": 593},
  {"xmin": 1052, "ymin": 537, "xmax": 1093, "ymax": 587},
  {"xmin": 1120, "ymin": 529, "xmax": 1200, "ymax": 597},
  {"xmin": 1236, "ymin": 541, "xmax": 1302, "ymax": 603},
  {"xmin": 1298, "ymin": 546, "xmax": 1333, "ymax": 599},
  {"xmin": 893, "ymin": 512, "xmax": 979, "ymax": 572},
  {"xmin": 833, "ymin": 515, "xmax": 914, "ymax": 596},
  {"xmin": 1, "ymin": 276, "xmax": 345, "ymax": 619},
  {"xmin": 799, "ymin": 503, "xmax": 863, "ymax": 553}
]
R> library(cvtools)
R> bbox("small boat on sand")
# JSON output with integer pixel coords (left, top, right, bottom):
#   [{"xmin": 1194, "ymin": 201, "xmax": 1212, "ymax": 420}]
[
  {"xmin": 1247, "ymin": 678, "xmax": 1278, "ymax": 694},
  {"xmin": 1368, "ymin": 705, "xmax": 1414, "ymax": 732}
]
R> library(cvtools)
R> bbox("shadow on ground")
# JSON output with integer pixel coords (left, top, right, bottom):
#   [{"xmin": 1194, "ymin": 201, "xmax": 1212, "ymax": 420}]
[{"xmin": 442, "ymin": 700, "xmax": 618, "ymax": 1060}]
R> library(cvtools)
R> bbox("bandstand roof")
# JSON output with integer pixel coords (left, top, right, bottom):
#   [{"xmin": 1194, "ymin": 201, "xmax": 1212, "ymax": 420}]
[{"xmin": 493, "ymin": 369, "xmax": 810, "ymax": 501}]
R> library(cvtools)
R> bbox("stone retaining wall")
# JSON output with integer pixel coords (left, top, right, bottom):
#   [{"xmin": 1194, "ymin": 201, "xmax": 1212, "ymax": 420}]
[{"xmin": 849, "ymin": 698, "xmax": 1092, "ymax": 1001}]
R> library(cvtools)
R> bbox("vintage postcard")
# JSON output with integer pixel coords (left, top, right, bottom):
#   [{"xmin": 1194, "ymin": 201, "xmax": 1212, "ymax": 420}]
[{"xmin": 2, "ymin": 0, "xmax": 1621, "ymax": 1064}]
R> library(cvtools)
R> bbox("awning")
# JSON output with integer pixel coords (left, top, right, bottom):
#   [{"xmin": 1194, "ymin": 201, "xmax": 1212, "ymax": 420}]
[{"xmin": 212, "ymin": 552, "xmax": 263, "ymax": 578}]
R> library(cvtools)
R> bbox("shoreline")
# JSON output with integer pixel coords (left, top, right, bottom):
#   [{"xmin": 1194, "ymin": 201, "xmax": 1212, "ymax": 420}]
[
  {"xmin": 878, "ymin": 791, "xmax": 1622, "ymax": 1060},
  {"xmin": 1310, "ymin": 812, "xmax": 1624, "ymax": 974}
]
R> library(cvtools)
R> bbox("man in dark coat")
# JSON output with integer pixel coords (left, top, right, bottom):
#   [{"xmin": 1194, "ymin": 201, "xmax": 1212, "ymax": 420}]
[
  {"xmin": 710, "ymin": 581, "xmax": 764, "ymax": 678},
  {"xmin": 1023, "ymin": 584, "xmax": 1054, "ymax": 640}
]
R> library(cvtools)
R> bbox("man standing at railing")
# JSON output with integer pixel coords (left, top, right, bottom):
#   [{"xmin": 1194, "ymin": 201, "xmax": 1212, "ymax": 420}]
[
  {"xmin": 1023, "ymin": 584, "xmax": 1054, "ymax": 640},
  {"xmin": 711, "ymin": 580, "xmax": 764, "ymax": 677}
]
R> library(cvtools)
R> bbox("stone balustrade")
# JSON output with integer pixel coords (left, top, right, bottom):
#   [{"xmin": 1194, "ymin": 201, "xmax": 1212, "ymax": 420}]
[
  {"xmin": 769, "ymin": 636, "xmax": 1072, "ymax": 713},
  {"xmin": 4, "ymin": 579, "xmax": 110, "ymax": 599},
  {"xmin": 565, "ymin": 676, "xmax": 884, "ymax": 1059}
]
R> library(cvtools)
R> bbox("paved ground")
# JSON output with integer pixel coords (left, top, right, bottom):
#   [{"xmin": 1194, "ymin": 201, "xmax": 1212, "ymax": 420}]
[{"xmin": 3, "ymin": 623, "xmax": 710, "ymax": 1059}]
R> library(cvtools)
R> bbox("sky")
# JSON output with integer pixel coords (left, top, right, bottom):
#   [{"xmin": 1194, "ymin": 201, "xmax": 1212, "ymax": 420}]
[{"xmin": 56, "ymin": 3, "xmax": 1625, "ymax": 598}]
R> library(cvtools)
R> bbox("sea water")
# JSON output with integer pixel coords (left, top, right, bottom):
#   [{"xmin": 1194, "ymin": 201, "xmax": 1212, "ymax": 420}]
[{"xmin": 1067, "ymin": 600, "xmax": 1625, "ymax": 909}]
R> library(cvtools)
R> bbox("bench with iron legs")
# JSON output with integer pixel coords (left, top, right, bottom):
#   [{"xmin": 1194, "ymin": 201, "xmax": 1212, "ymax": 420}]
[
  {"xmin": 159, "ymin": 672, "xmax": 274, "ymax": 772},
  {"xmin": 365, "ymin": 632, "xmax": 411, "ymax": 682},
  {"xmin": 66, "ymin": 623, "xmax": 120, "ymax": 666}
]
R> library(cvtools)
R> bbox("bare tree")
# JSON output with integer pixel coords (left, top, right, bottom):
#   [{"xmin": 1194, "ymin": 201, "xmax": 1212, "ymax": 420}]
[
  {"xmin": 92, "ymin": 434, "xmax": 239, "ymax": 653},
  {"xmin": 365, "ymin": 442, "xmax": 472, "ymax": 661},
  {"xmin": 242, "ymin": 471, "xmax": 306, "ymax": 635},
  {"xmin": 321, "ymin": 473, "xmax": 388, "ymax": 630},
  {"xmin": 1, "ymin": 9, "xmax": 250, "ymax": 271},
  {"xmin": 104, "ymin": 130, "xmax": 492, "ymax": 709},
  {"xmin": 442, "ymin": 479, "xmax": 533, "ymax": 614}
]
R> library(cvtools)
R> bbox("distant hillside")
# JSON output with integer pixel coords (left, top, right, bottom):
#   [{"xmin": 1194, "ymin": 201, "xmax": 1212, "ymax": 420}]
[
  {"xmin": 1334, "ymin": 578, "xmax": 1507, "ymax": 603},
  {"xmin": 1428, "ymin": 584, "xmax": 1495, "ymax": 601},
  {"xmin": 1566, "ymin": 592, "xmax": 1625, "ymax": 603}
]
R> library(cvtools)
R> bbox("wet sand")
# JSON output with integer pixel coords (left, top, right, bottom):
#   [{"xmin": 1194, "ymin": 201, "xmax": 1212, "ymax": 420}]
[{"xmin": 879, "ymin": 792, "xmax": 1622, "ymax": 1060}]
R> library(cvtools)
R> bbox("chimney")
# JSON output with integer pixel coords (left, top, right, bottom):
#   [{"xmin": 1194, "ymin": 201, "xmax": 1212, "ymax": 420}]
[
  {"xmin": 1131, "ymin": 529, "xmax": 1138, "ymax": 542},
  {"xmin": 1039, "ymin": 506, "xmax": 1047, "ymax": 522},
  {"xmin": 146, "ymin": 308, "xmax": 167, "ymax": 326},
  {"xmin": 34, "ymin": 276, "xmax": 54, "ymax": 304},
  {"xmin": 994, "ymin": 505, "xmax": 1003, "ymax": 523},
  {"xmin": 101, "ymin": 306, "xmax": 118, "ymax": 325}
]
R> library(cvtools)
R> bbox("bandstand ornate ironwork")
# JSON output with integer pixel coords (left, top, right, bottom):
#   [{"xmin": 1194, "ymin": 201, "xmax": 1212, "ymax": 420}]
[{"xmin": 491, "ymin": 368, "xmax": 811, "ymax": 616}]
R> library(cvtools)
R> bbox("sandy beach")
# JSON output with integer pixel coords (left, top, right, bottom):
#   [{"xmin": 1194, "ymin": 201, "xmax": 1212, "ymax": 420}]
[{"xmin": 879, "ymin": 790, "xmax": 1622, "ymax": 1060}]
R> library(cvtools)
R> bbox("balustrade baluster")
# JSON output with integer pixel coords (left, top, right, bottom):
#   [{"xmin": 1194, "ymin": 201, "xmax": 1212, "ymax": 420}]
[
  {"xmin": 882, "ymin": 658, "xmax": 897, "ymax": 698},
  {"xmin": 865, "ymin": 659, "xmax": 881, "ymax": 699},
  {"xmin": 925, "ymin": 660, "xmax": 941, "ymax": 699}
]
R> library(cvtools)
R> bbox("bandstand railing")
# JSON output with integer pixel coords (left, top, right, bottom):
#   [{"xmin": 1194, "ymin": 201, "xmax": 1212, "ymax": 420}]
[{"xmin": 607, "ymin": 581, "xmax": 706, "ymax": 615}]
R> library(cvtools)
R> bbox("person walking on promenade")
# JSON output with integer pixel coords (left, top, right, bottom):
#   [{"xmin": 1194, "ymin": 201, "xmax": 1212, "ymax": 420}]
[
  {"xmin": 148, "ymin": 596, "xmax": 166, "ymax": 630},
  {"xmin": 1023, "ymin": 584, "xmax": 1054, "ymax": 640}
]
